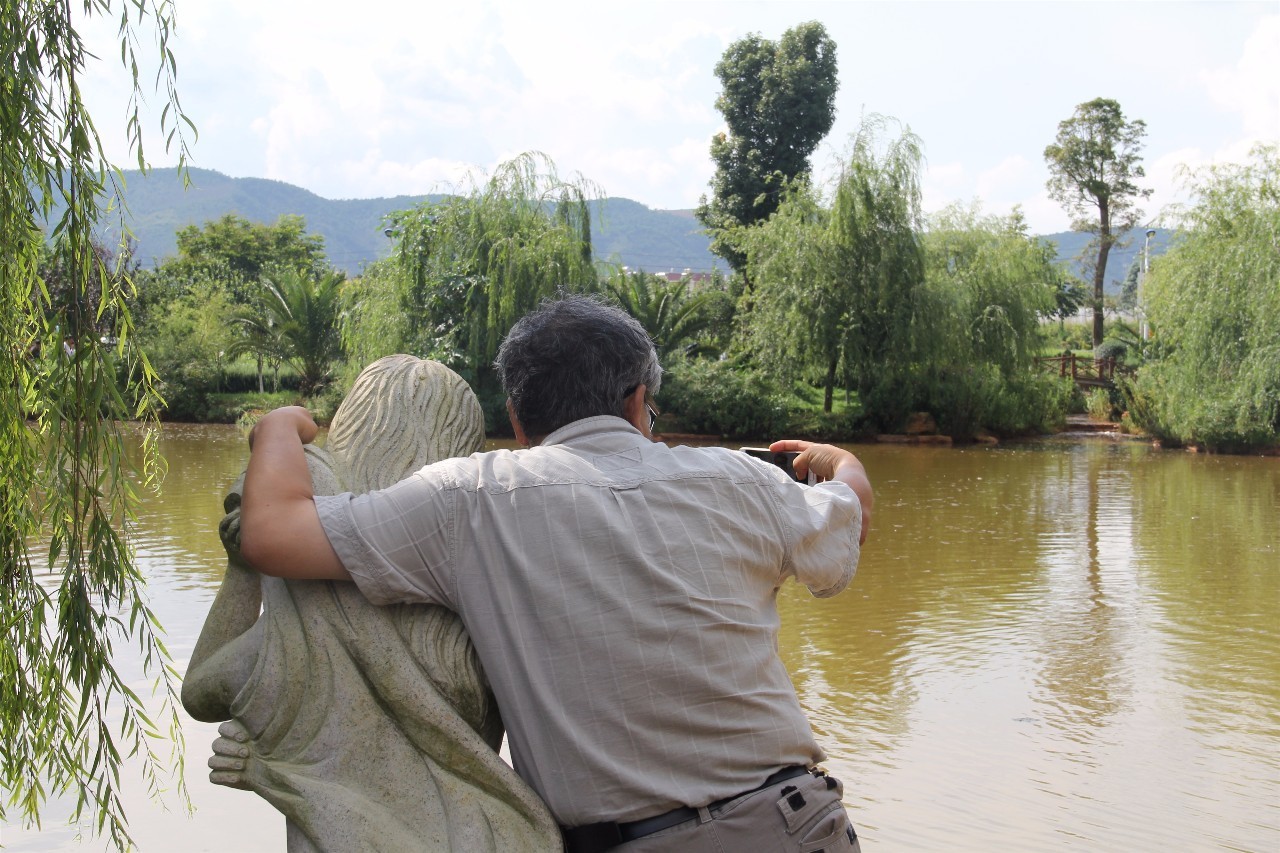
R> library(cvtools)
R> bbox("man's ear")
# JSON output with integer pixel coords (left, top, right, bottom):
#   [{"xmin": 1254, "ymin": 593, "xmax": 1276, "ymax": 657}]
[
  {"xmin": 507, "ymin": 399, "xmax": 532, "ymax": 447},
  {"xmin": 623, "ymin": 384, "xmax": 650, "ymax": 437}
]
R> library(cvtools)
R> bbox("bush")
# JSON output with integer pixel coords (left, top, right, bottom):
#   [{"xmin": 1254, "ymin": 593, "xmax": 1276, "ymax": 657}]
[
  {"xmin": 658, "ymin": 356, "xmax": 798, "ymax": 439},
  {"xmin": 1084, "ymin": 388, "xmax": 1117, "ymax": 421},
  {"xmin": 923, "ymin": 365, "xmax": 1071, "ymax": 438}
]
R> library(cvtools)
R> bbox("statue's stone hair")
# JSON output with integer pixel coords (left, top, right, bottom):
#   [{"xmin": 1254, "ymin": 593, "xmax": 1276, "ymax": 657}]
[
  {"xmin": 494, "ymin": 295, "xmax": 662, "ymax": 438},
  {"xmin": 324, "ymin": 354, "xmax": 494, "ymax": 738},
  {"xmin": 326, "ymin": 355, "xmax": 484, "ymax": 494}
]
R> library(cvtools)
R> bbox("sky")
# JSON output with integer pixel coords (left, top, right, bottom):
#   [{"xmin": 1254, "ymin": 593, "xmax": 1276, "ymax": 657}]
[{"xmin": 80, "ymin": 0, "xmax": 1279, "ymax": 235}]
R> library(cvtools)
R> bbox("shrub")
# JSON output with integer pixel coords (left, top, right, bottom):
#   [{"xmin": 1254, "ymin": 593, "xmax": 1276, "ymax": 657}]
[{"xmin": 658, "ymin": 356, "xmax": 798, "ymax": 439}]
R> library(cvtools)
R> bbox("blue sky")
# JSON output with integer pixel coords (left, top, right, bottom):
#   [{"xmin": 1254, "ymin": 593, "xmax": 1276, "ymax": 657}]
[{"xmin": 82, "ymin": 1, "xmax": 1278, "ymax": 234}]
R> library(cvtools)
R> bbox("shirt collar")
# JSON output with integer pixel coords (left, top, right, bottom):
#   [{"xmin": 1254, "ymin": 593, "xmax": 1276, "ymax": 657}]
[{"xmin": 540, "ymin": 415, "xmax": 647, "ymax": 448}]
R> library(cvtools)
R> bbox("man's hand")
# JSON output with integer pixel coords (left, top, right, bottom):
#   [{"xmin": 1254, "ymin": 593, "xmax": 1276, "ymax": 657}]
[
  {"xmin": 248, "ymin": 405, "xmax": 318, "ymax": 450},
  {"xmin": 769, "ymin": 440, "xmax": 873, "ymax": 544}
]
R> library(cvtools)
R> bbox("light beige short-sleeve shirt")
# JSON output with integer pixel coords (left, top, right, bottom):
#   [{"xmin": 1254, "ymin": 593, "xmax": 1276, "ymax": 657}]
[{"xmin": 315, "ymin": 416, "xmax": 862, "ymax": 826}]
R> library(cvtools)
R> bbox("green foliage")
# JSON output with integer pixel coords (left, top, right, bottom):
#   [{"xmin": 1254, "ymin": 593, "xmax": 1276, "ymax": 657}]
[
  {"xmin": 1128, "ymin": 145, "xmax": 1280, "ymax": 450},
  {"xmin": 254, "ymin": 269, "xmax": 346, "ymax": 397},
  {"xmin": 924, "ymin": 205, "xmax": 1058, "ymax": 379},
  {"xmin": 381, "ymin": 152, "xmax": 601, "ymax": 391},
  {"xmin": 922, "ymin": 365, "xmax": 1073, "ymax": 438},
  {"xmin": 605, "ymin": 270, "xmax": 723, "ymax": 357},
  {"xmin": 170, "ymin": 213, "xmax": 328, "ymax": 289},
  {"xmin": 1084, "ymin": 387, "xmax": 1117, "ymax": 421},
  {"xmin": 697, "ymin": 21, "xmax": 838, "ymax": 271},
  {"xmin": 657, "ymin": 355, "xmax": 798, "ymax": 439},
  {"xmin": 144, "ymin": 277, "xmax": 238, "ymax": 420},
  {"xmin": 1044, "ymin": 98, "xmax": 1151, "ymax": 348},
  {"xmin": 742, "ymin": 116, "xmax": 927, "ymax": 416},
  {"xmin": 0, "ymin": 0, "xmax": 192, "ymax": 845},
  {"xmin": 340, "ymin": 257, "xmax": 412, "ymax": 367}
]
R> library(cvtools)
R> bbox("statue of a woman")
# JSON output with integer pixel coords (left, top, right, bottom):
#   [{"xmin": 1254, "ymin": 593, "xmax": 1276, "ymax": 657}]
[{"xmin": 182, "ymin": 356, "xmax": 558, "ymax": 852}]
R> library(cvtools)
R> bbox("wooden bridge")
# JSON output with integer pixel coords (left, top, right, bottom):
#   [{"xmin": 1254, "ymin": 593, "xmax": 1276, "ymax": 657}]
[{"xmin": 1036, "ymin": 353, "xmax": 1126, "ymax": 389}]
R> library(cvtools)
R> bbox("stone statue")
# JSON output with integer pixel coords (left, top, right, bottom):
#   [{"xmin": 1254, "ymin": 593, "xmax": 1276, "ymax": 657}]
[{"xmin": 182, "ymin": 356, "xmax": 559, "ymax": 852}]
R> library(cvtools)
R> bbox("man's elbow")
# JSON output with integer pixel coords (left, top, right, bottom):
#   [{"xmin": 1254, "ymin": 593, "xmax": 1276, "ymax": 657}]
[
  {"xmin": 238, "ymin": 519, "xmax": 281, "ymax": 576},
  {"xmin": 239, "ymin": 504, "xmax": 351, "ymax": 581}
]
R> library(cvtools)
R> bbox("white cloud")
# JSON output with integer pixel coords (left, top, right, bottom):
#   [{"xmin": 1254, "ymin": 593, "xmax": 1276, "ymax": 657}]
[{"xmin": 1202, "ymin": 14, "xmax": 1280, "ymax": 141}]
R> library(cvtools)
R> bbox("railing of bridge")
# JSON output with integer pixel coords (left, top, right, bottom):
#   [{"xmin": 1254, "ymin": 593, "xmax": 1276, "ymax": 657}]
[{"xmin": 1035, "ymin": 353, "xmax": 1129, "ymax": 387}]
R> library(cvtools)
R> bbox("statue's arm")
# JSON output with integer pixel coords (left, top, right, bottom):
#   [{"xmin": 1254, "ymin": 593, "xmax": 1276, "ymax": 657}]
[{"xmin": 182, "ymin": 481, "xmax": 266, "ymax": 722}]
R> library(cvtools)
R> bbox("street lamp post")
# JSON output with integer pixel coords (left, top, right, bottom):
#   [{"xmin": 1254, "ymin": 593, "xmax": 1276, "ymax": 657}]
[{"xmin": 1140, "ymin": 228, "xmax": 1156, "ymax": 341}]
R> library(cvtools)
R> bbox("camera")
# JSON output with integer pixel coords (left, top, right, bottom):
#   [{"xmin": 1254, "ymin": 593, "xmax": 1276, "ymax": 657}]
[{"xmin": 740, "ymin": 447, "xmax": 804, "ymax": 482}]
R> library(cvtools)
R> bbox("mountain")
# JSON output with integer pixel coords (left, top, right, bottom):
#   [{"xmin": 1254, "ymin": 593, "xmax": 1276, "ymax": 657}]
[
  {"xmin": 97, "ymin": 168, "xmax": 1171, "ymax": 288},
  {"xmin": 98, "ymin": 168, "xmax": 721, "ymax": 276},
  {"xmin": 1039, "ymin": 228, "xmax": 1176, "ymax": 294}
]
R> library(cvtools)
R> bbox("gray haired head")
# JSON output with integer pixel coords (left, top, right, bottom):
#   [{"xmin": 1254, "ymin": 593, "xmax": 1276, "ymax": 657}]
[{"xmin": 495, "ymin": 295, "xmax": 661, "ymax": 439}]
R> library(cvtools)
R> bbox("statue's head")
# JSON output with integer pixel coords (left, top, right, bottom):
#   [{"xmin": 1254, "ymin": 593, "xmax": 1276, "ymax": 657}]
[{"xmin": 326, "ymin": 355, "xmax": 484, "ymax": 494}]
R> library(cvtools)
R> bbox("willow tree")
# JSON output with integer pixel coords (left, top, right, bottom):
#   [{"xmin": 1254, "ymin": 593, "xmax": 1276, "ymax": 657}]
[
  {"xmin": 743, "ymin": 116, "xmax": 926, "ymax": 420},
  {"xmin": 1, "ymin": 1, "xmax": 192, "ymax": 846},
  {"xmin": 1131, "ymin": 145, "xmax": 1279, "ymax": 450},
  {"xmin": 921, "ymin": 205, "xmax": 1068, "ymax": 436},
  {"xmin": 380, "ymin": 152, "xmax": 600, "ymax": 392}
]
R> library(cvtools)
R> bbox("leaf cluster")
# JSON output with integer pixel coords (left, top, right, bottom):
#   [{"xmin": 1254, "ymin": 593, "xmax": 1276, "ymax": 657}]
[
  {"xmin": 1, "ymin": 3, "xmax": 194, "ymax": 843},
  {"xmin": 379, "ymin": 152, "xmax": 601, "ymax": 392},
  {"xmin": 697, "ymin": 21, "xmax": 838, "ymax": 270},
  {"xmin": 1127, "ymin": 145, "xmax": 1280, "ymax": 450}
]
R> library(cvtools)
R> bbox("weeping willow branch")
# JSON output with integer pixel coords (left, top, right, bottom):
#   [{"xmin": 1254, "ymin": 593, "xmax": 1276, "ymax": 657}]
[{"xmin": 1, "ymin": 0, "xmax": 193, "ymax": 847}]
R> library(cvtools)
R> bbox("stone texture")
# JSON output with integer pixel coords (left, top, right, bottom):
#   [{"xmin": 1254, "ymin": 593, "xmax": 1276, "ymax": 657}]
[{"xmin": 183, "ymin": 356, "xmax": 559, "ymax": 852}]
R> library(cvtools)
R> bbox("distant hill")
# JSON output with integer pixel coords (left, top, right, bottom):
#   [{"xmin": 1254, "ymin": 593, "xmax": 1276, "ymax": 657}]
[
  {"xmin": 1040, "ymin": 228, "xmax": 1176, "ymax": 294},
  {"xmin": 97, "ymin": 168, "xmax": 1171, "ymax": 287},
  {"xmin": 98, "ymin": 168, "xmax": 721, "ymax": 276}
]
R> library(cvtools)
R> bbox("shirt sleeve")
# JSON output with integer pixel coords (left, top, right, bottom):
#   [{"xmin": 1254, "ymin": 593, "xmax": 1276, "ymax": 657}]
[
  {"xmin": 775, "ymin": 480, "xmax": 862, "ymax": 598},
  {"xmin": 313, "ymin": 471, "xmax": 457, "ymax": 607}
]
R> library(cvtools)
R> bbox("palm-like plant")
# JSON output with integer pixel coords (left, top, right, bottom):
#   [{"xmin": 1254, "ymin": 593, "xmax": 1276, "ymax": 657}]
[
  {"xmin": 251, "ymin": 268, "xmax": 345, "ymax": 396},
  {"xmin": 606, "ymin": 270, "xmax": 719, "ymax": 358}
]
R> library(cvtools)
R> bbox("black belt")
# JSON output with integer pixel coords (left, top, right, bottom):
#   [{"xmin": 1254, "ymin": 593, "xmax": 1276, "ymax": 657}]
[{"xmin": 562, "ymin": 765, "xmax": 811, "ymax": 853}]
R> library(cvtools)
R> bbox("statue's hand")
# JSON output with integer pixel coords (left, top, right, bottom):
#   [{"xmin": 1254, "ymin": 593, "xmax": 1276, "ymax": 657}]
[
  {"xmin": 209, "ymin": 719, "xmax": 254, "ymax": 790},
  {"xmin": 219, "ymin": 507, "xmax": 242, "ymax": 556}
]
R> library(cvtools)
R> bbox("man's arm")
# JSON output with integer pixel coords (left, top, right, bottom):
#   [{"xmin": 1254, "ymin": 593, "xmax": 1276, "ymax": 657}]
[
  {"xmin": 769, "ymin": 440, "xmax": 873, "ymax": 545},
  {"xmin": 239, "ymin": 406, "xmax": 351, "ymax": 581}
]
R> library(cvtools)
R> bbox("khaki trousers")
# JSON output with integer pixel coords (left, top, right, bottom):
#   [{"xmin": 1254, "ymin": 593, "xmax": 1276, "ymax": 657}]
[{"xmin": 616, "ymin": 771, "xmax": 861, "ymax": 853}]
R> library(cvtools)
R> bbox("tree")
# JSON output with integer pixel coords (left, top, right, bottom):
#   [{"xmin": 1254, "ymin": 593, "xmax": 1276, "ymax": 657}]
[
  {"xmin": 743, "ymin": 117, "xmax": 926, "ymax": 417},
  {"xmin": 1128, "ymin": 145, "xmax": 1279, "ymax": 450},
  {"xmin": 605, "ymin": 270, "xmax": 721, "ymax": 358},
  {"xmin": 1044, "ymin": 98, "xmax": 1151, "ymax": 349},
  {"xmin": 254, "ymin": 269, "xmax": 346, "ymax": 396},
  {"xmin": 173, "ymin": 213, "xmax": 327, "ymax": 283},
  {"xmin": 697, "ymin": 21, "xmax": 838, "ymax": 272},
  {"xmin": 924, "ymin": 205, "xmax": 1058, "ymax": 378},
  {"xmin": 381, "ymin": 152, "xmax": 600, "ymax": 393},
  {"xmin": 0, "ymin": 1, "xmax": 193, "ymax": 846}
]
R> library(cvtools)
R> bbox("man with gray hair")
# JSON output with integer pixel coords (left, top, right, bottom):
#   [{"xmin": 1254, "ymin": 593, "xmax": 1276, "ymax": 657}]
[{"xmin": 241, "ymin": 295, "xmax": 873, "ymax": 852}]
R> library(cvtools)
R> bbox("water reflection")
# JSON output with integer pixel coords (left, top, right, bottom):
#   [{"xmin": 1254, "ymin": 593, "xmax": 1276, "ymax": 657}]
[{"xmin": 6, "ymin": 429, "xmax": 1278, "ymax": 851}]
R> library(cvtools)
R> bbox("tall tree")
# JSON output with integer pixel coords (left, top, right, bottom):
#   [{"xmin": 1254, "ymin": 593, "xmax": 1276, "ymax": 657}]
[
  {"xmin": 743, "ymin": 117, "xmax": 926, "ymax": 415},
  {"xmin": 0, "ymin": 1, "xmax": 193, "ymax": 846},
  {"xmin": 697, "ymin": 21, "xmax": 838, "ymax": 272},
  {"xmin": 1044, "ymin": 98, "xmax": 1151, "ymax": 349}
]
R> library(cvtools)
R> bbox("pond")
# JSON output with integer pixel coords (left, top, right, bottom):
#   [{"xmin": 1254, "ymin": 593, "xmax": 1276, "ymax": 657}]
[{"xmin": 4, "ymin": 425, "xmax": 1278, "ymax": 851}]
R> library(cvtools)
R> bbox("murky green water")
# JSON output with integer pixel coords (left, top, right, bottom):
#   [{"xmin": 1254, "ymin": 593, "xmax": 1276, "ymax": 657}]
[{"xmin": 5, "ymin": 427, "xmax": 1278, "ymax": 851}]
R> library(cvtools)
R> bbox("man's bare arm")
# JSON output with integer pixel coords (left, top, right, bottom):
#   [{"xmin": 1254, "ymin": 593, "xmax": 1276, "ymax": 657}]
[
  {"xmin": 240, "ymin": 406, "xmax": 351, "ymax": 581},
  {"xmin": 769, "ymin": 440, "xmax": 874, "ymax": 545}
]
